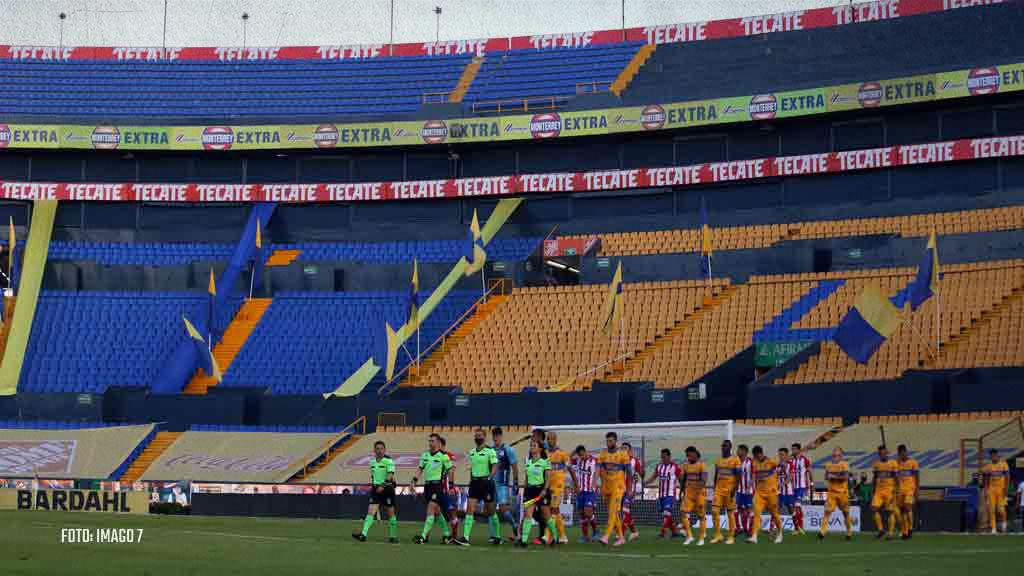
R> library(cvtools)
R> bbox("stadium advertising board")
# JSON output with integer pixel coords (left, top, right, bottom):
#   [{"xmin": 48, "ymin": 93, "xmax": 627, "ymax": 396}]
[
  {"xmin": 0, "ymin": 134, "xmax": 1020, "ymax": 204},
  {"xmin": 0, "ymin": 61, "xmax": 1022, "ymax": 152},
  {"xmin": 0, "ymin": 488, "xmax": 148, "ymax": 514},
  {"xmin": 0, "ymin": 1, "xmax": 1002, "ymax": 62}
]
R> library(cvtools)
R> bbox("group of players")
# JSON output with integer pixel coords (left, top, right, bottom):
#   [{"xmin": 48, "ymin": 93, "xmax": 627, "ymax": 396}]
[{"xmin": 351, "ymin": 426, "xmax": 1014, "ymax": 546}]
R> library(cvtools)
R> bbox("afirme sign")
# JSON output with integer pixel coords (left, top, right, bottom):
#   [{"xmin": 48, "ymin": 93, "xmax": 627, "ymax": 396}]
[{"xmin": 0, "ymin": 489, "xmax": 148, "ymax": 515}]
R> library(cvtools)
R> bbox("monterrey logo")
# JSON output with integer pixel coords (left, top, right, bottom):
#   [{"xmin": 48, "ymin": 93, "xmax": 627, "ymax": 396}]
[
  {"xmin": 857, "ymin": 82, "xmax": 883, "ymax": 108},
  {"xmin": 201, "ymin": 126, "xmax": 234, "ymax": 151},
  {"xmin": 530, "ymin": 112, "xmax": 562, "ymax": 139},
  {"xmin": 641, "ymin": 104, "xmax": 666, "ymax": 131},
  {"xmin": 749, "ymin": 94, "xmax": 777, "ymax": 120},
  {"xmin": 0, "ymin": 124, "xmax": 10, "ymax": 148},
  {"xmin": 90, "ymin": 126, "xmax": 121, "ymax": 150},
  {"xmin": 967, "ymin": 67, "xmax": 1000, "ymax": 96},
  {"xmin": 313, "ymin": 124, "xmax": 339, "ymax": 149},
  {"xmin": 421, "ymin": 119, "xmax": 448, "ymax": 144}
]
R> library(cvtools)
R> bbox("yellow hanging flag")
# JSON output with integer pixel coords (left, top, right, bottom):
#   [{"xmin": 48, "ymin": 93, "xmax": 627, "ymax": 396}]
[
  {"xmin": 255, "ymin": 220, "xmax": 262, "ymax": 250},
  {"xmin": 464, "ymin": 209, "xmax": 487, "ymax": 276},
  {"xmin": 600, "ymin": 261, "xmax": 623, "ymax": 337},
  {"xmin": 208, "ymin": 268, "xmax": 216, "ymax": 296},
  {"xmin": 7, "ymin": 217, "xmax": 13, "ymax": 279}
]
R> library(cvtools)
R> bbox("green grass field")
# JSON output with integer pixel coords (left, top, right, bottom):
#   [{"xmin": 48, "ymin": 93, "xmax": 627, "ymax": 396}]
[{"xmin": 1, "ymin": 510, "xmax": 1021, "ymax": 575}]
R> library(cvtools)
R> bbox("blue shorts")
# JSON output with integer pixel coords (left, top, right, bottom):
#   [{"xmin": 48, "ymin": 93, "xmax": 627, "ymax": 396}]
[
  {"xmin": 780, "ymin": 494, "xmax": 795, "ymax": 508},
  {"xmin": 577, "ymin": 491, "xmax": 597, "ymax": 510},
  {"xmin": 495, "ymin": 484, "xmax": 514, "ymax": 506},
  {"xmin": 736, "ymin": 493, "xmax": 753, "ymax": 508},
  {"xmin": 621, "ymin": 494, "xmax": 633, "ymax": 509},
  {"xmin": 658, "ymin": 496, "xmax": 676, "ymax": 513},
  {"xmin": 792, "ymin": 488, "xmax": 807, "ymax": 501}
]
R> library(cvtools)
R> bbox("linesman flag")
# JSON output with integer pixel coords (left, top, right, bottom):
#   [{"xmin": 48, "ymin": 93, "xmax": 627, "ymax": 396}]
[
  {"xmin": 833, "ymin": 283, "xmax": 904, "ymax": 364},
  {"xmin": 908, "ymin": 230, "xmax": 939, "ymax": 311},
  {"xmin": 700, "ymin": 196, "xmax": 713, "ymax": 280},
  {"xmin": 600, "ymin": 261, "xmax": 624, "ymax": 337},
  {"xmin": 464, "ymin": 209, "xmax": 487, "ymax": 276},
  {"xmin": 407, "ymin": 259, "xmax": 420, "ymax": 328},
  {"xmin": 183, "ymin": 315, "xmax": 222, "ymax": 382}
]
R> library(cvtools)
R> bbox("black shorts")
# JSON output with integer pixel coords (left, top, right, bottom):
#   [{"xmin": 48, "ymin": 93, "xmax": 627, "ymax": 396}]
[
  {"xmin": 370, "ymin": 485, "xmax": 396, "ymax": 507},
  {"xmin": 423, "ymin": 482, "xmax": 446, "ymax": 507},
  {"xmin": 468, "ymin": 478, "xmax": 495, "ymax": 503},
  {"xmin": 523, "ymin": 485, "xmax": 551, "ymax": 507}
]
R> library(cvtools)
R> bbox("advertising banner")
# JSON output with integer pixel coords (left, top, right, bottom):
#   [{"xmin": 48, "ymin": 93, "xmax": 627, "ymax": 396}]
[
  {"xmin": 0, "ymin": 134, "xmax": 1019, "ymax": 204},
  {"xmin": 0, "ymin": 61, "xmax": 1022, "ymax": 152},
  {"xmin": 0, "ymin": 424, "xmax": 155, "ymax": 479},
  {"xmin": 0, "ymin": 488, "xmax": 148, "ymax": 514},
  {"xmin": 755, "ymin": 341, "xmax": 814, "ymax": 368}
]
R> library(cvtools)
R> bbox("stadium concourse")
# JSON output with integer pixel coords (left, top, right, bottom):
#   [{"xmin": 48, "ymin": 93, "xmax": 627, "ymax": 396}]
[{"xmin": 0, "ymin": 2, "xmax": 1023, "ymax": 573}]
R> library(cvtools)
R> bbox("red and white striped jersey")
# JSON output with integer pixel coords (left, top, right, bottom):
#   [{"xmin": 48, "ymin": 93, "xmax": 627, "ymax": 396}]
[
  {"xmin": 738, "ymin": 457, "xmax": 754, "ymax": 495},
  {"xmin": 572, "ymin": 455, "xmax": 598, "ymax": 493},
  {"xmin": 630, "ymin": 456, "xmax": 645, "ymax": 494},
  {"xmin": 789, "ymin": 454, "xmax": 812, "ymax": 490},
  {"xmin": 655, "ymin": 462, "xmax": 682, "ymax": 499},
  {"xmin": 777, "ymin": 461, "xmax": 794, "ymax": 496}
]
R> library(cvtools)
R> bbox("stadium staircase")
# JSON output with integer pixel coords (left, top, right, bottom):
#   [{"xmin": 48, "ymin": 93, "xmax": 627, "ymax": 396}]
[
  {"xmin": 118, "ymin": 431, "xmax": 182, "ymax": 482},
  {"xmin": 265, "ymin": 249, "xmax": 301, "ymax": 267},
  {"xmin": 923, "ymin": 283, "xmax": 1024, "ymax": 369},
  {"xmin": 605, "ymin": 284, "xmax": 738, "ymax": 382},
  {"xmin": 183, "ymin": 298, "xmax": 272, "ymax": 395},
  {"xmin": 449, "ymin": 56, "xmax": 485, "ymax": 103},
  {"xmin": 288, "ymin": 434, "xmax": 361, "ymax": 482},
  {"xmin": 610, "ymin": 43, "xmax": 656, "ymax": 96},
  {"xmin": 402, "ymin": 294, "xmax": 507, "ymax": 387}
]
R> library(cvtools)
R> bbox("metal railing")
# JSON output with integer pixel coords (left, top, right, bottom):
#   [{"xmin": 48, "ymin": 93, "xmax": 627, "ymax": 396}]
[
  {"xmin": 575, "ymin": 81, "xmax": 611, "ymax": 95},
  {"xmin": 378, "ymin": 278, "xmax": 507, "ymax": 397},
  {"xmin": 469, "ymin": 95, "xmax": 562, "ymax": 115},
  {"xmin": 290, "ymin": 415, "xmax": 366, "ymax": 482},
  {"xmin": 421, "ymin": 91, "xmax": 451, "ymax": 104}
]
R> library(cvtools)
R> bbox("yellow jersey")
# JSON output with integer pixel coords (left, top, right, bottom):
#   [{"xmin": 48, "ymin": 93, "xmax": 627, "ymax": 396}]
[
  {"xmin": 547, "ymin": 449, "xmax": 569, "ymax": 493},
  {"xmin": 597, "ymin": 449, "xmax": 631, "ymax": 493},
  {"xmin": 682, "ymin": 461, "xmax": 706, "ymax": 496},
  {"xmin": 898, "ymin": 458, "xmax": 919, "ymax": 494},
  {"xmin": 873, "ymin": 459, "xmax": 898, "ymax": 492},
  {"xmin": 714, "ymin": 455, "xmax": 741, "ymax": 493},
  {"xmin": 824, "ymin": 460, "xmax": 850, "ymax": 494},
  {"xmin": 752, "ymin": 458, "xmax": 778, "ymax": 495},
  {"xmin": 982, "ymin": 460, "xmax": 1010, "ymax": 494}
]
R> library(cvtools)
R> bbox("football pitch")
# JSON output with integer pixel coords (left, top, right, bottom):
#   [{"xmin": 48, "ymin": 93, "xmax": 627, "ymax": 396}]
[{"xmin": 2, "ymin": 511, "xmax": 1021, "ymax": 576}]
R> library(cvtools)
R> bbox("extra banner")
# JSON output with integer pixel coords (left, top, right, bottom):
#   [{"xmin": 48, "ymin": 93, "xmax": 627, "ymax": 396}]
[
  {"xmin": 0, "ymin": 488, "xmax": 148, "ymax": 514},
  {"xmin": 0, "ymin": 134, "xmax": 1020, "ymax": 204},
  {"xmin": 0, "ymin": 61, "xmax": 1021, "ymax": 152}
]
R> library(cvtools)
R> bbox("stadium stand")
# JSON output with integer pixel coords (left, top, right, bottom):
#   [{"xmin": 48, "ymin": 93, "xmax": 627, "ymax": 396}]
[
  {"xmin": 46, "ymin": 237, "xmax": 542, "ymax": 266},
  {"xmin": 138, "ymin": 428, "xmax": 351, "ymax": 482},
  {"xmin": 220, "ymin": 291, "xmax": 479, "ymax": 394},
  {"xmin": 0, "ymin": 55, "xmax": 473, "ymax": 119},
  {"xmin": 464, "ymin": 42, "xmax": 643, "ymax": 111},
  {"xmin": 0, "ymin": 423, "xmax": 156, "ymax": 479},
  {"xmin": 20, "ymin": 292, "xmax": 242, "ymax": 393},
  {"xmin": 567, "ymin": 206, "xmax": 1024, "ymax": 257}
]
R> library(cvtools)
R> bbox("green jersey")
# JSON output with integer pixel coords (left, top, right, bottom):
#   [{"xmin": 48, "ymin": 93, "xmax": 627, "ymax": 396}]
[
  {"xmin": 526, "ymin": 457, "xmax": 550, "ymax": 487},
  {"xmin": 468, "ymin": 446, "xmax": 498, "ymax": 478},
  {"xmin": 370, "ymin": 456, "xmax": 395, "ymax": 486},
  {"xmin": 419, "ymin": 450, "xmax": 453, "ymax": 483}
]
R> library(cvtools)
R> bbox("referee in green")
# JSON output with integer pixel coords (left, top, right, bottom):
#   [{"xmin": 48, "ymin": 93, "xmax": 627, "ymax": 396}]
[
  {"xmin": 413, "ymin": 433, "xmax": 454, "ymax": 544},
  {"xmin": 353, "ymin": 440, "xmax": 398, "ymax": 543},
  {"xmin": 455, "ymin": 427, "xmax": 500, "ymax": 546}
]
